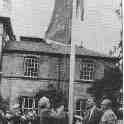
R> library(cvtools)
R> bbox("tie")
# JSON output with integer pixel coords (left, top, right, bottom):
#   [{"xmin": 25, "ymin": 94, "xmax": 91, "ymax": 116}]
[{"xmin": 89, "ymin": 108, "xmax": 94, "ymax": 120}]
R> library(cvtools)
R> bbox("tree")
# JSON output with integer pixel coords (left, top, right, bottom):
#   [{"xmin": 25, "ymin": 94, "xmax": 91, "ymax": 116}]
[{"xmin": 87, "ymin": 66, "xmax": 122, "ymax": 110}]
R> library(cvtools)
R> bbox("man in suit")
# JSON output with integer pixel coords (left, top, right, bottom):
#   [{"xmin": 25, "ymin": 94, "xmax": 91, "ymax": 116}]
[{"xmin": 84, "ymin": 98, "xmax": 102, "ymax": 124}]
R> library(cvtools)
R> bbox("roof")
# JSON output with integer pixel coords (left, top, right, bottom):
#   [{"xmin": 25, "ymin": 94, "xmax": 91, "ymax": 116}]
[
  {"xmin": 4, "ymin": 39, "xmax": 118, "ymax": 60},
  {"xmin": 0, "ymin": 16, "xmax": 15, "ymax": 40}
]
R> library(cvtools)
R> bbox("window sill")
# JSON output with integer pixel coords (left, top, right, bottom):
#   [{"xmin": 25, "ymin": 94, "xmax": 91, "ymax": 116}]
[
  {"xmin": 74, "ymin": 79, "xmax": 94, "ymax": 83},
  {"xmin": 24, "ymin": 76, "xmax": 39, "ymax": 80}
]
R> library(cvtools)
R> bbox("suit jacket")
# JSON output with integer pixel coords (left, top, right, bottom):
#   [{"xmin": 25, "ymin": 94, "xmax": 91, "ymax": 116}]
[
  {"xmin": 84, "ymin": 106, "xmax": 102, "ymax": 124},
  {"xmin": 39, "ymin": 108, "xmax": 68, "ymax": 124},
  {"xmin": 39, "ymin": 108, "xmax": 54, "ymax": 124}
]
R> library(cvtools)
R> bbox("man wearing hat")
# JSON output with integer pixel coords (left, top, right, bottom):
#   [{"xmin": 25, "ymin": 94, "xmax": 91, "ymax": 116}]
[
  {"xmin": 84, "ymin": 98, "xmax": 102, "ymax": 124},
  {"xmin": 100, "ymin": 99, "xmax": 117, "ymax": 124}
]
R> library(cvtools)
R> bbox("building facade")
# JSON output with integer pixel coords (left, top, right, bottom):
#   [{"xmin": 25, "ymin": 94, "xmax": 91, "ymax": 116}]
[
  {"xmin": 0, "ymin": 17, "xmax": 119, "ymax": 116},
  {"xmin": 0, "ymin": 36, "xmax": 118, "ymax": 115}
]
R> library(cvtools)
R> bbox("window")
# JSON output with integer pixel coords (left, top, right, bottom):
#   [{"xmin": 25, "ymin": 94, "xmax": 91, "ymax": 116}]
[
  {"xmin": 21, "ymin": 97, "xmax": 38, "ymax": 113},
  {"xmin": 76, "ymin": 99, "xmax": 87, "ymax": 117},
  {"xmin": 80, "ymin": 62, "xmax": 94, "ymax": 81},
  {"xmin": 24, "ymin": 56, "xmax": 39, "ymax": 78}
]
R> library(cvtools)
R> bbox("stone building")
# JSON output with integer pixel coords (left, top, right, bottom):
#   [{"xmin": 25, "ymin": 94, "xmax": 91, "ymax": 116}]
[{"xmin": 0, "ymin": 17, "xmax": 118, "ymax": 116}]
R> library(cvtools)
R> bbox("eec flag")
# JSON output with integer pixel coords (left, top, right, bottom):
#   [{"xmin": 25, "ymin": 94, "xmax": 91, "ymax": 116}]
[{"xmin": 45, "ymin": 0, "xmax": 72, "ymax": 44}]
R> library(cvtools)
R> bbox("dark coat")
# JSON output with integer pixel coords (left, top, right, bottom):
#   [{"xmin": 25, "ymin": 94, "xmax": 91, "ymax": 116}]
[
  {"xmin": 39, "ymin": 108, "xmax": 68, "ymax": 124},
  {"xmin": 39, "ymin": 108, "xmax": 54, "ymax": 124},
  {"xmin": 0, "ymin": 114, "xmax": 8, "ymax": 124},
  {"xmin": 12, "ymin": 115, "xmax": 21, "ymax": 124},
  {"xmin": 84, "ymin": 107, "xmax": 102, "ymax": 124},
  {"xmin": 54, "ymin": 112, "xmax": 68, "ymax": 124}
]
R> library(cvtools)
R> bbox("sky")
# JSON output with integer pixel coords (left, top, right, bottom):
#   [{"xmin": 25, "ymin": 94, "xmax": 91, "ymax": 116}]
[
  {"xmin": 72, "ymin": 0, "xmax": 121, "ymax": 53},
  {"xmin": 0, "ymin": 0, "xmax": 122, "ymax": 54}
]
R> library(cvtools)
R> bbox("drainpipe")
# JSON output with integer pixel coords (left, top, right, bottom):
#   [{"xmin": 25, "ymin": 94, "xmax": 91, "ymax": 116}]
[{"xmin": 0, "ymin": 23, "xmax": 3, "ymax": 84}]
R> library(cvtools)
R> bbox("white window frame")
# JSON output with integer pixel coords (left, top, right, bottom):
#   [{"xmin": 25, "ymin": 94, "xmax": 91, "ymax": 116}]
[
  {"xmin": 24, "ymin": 55, "xmax": 39, "ymax": 78},
  {"xmin": 21, "ymin": 97, "xmax": 38, "ymax": 112},
  {"xmin": 80, "ymin": 62, "xmax": 95, "ymax": 81},
  {"xmin": 75, "ymin": 99, "xmax": 87, "ymax": 117},
  {"xmin": 76, "ymin": 100, "xmax": 82, "ymax": 116}
]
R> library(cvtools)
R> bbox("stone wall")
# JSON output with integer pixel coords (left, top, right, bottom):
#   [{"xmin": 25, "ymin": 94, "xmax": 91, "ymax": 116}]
[
  {"xmin": 0, "ymin": 78, "xmax": 54, "ymax": 107},
  {"xmin": 2, "ymin": 53, "xmax": 53, "ymax": 79},
  {"xmin": 1, "ymin": 52, "xmax": 59, "ymax": 106},
  {"xmin": 0, "ymin": 51, "xmax": 109, "ymax": 109}
]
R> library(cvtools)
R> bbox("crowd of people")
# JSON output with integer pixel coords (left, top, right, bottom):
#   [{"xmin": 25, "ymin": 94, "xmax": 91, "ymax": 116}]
[
  {"xmin": 0, "ymin": 96, "xmax": 118, "ymax": 124},
  {"xmin": 75, "ymin": 98, "xmax": 118, "ymax": 124},
  {"xmin": 0, "ymin": 96, "xmax": 68, "ymax": 124}
]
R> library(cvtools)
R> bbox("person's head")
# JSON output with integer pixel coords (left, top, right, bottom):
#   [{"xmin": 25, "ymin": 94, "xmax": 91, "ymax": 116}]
[
  {"xmin": 0, "ymin": 109, "xmax": 4, "ymax": 117},
  {"xmin": 101, "ymin": 99, "xmax": 112, "ymax": 111},
  {"xmin": 5, "ymin": 111, "xmax": 13, "ymax": 120},
  {"xmin": 11, "ymin": 104, "xmax": 20, "ymax": 115},
  {"xmin": 32, "ymin": 109, "xmax": 37, "ymax": 116},
  {"xmin": 26, "ymin": 110, "xmax": 34, "ymax": 120},
  {"xmin": 38, "ymin": 96, "xmax": 50, "ymax": 109},
  {"xmin": 86, "ymin": 98, "xmax": 95, "ymax": 109}
]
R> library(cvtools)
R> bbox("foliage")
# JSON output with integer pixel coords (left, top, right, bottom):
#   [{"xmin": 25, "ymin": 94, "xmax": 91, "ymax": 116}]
[{"xmin": 87, "ymin": 66, "xmax": 122, "ymax": 108}]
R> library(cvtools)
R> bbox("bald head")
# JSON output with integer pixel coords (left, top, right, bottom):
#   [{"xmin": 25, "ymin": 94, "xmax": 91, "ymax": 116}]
[
  {"xmin": 38, "ymin": 96, "xmax": 50, "ymax": 108},
  {"xmin": 87, "ymin": 98, "xmax": 96, "ymax": 109}
]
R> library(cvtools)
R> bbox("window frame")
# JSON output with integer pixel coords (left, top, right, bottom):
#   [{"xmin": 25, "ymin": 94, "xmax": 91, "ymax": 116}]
[
  {"xmin": 76, "ymin": 100, "xmax": 83, "ymax": 116},
  {"xmin": 21, "ymin": 97, "xmax": 38, "ymax": 113},
  {"xmin": 24, "ymin": 55, "xmax": 40, "ymax": 79},
  {"xmin": 80, "ymin": 61, "xmax": 95, "ymax": 81},
  {"xmin": 75, "ymin": 99, "xmax": 87, "ymax": 117}
]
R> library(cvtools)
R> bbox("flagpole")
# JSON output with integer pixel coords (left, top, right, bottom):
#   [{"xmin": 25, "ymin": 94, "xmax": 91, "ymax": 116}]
[
  {"xmin": 68, "ymin": 42, "xmax": 75, "ymax": 124},
  {"xmin": 68, "ymin": 0, "xmax": 76, "ymax": 124},
  {"xmin": 0, "ymin": 23, "xmax": 3, "ymax": 81}
]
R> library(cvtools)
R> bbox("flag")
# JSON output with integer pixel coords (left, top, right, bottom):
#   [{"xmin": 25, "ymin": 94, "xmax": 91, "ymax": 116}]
[
  {"xmin": 76, "ymin": 0, "xmax": 84, "ymax": 21},
  {"xmin": 76, "ymin": 0, "xmax": 80, "ymax": 17},
  {"xmin": 45, "ymin": 0, "xmax": 72, "ymax": 44}
]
